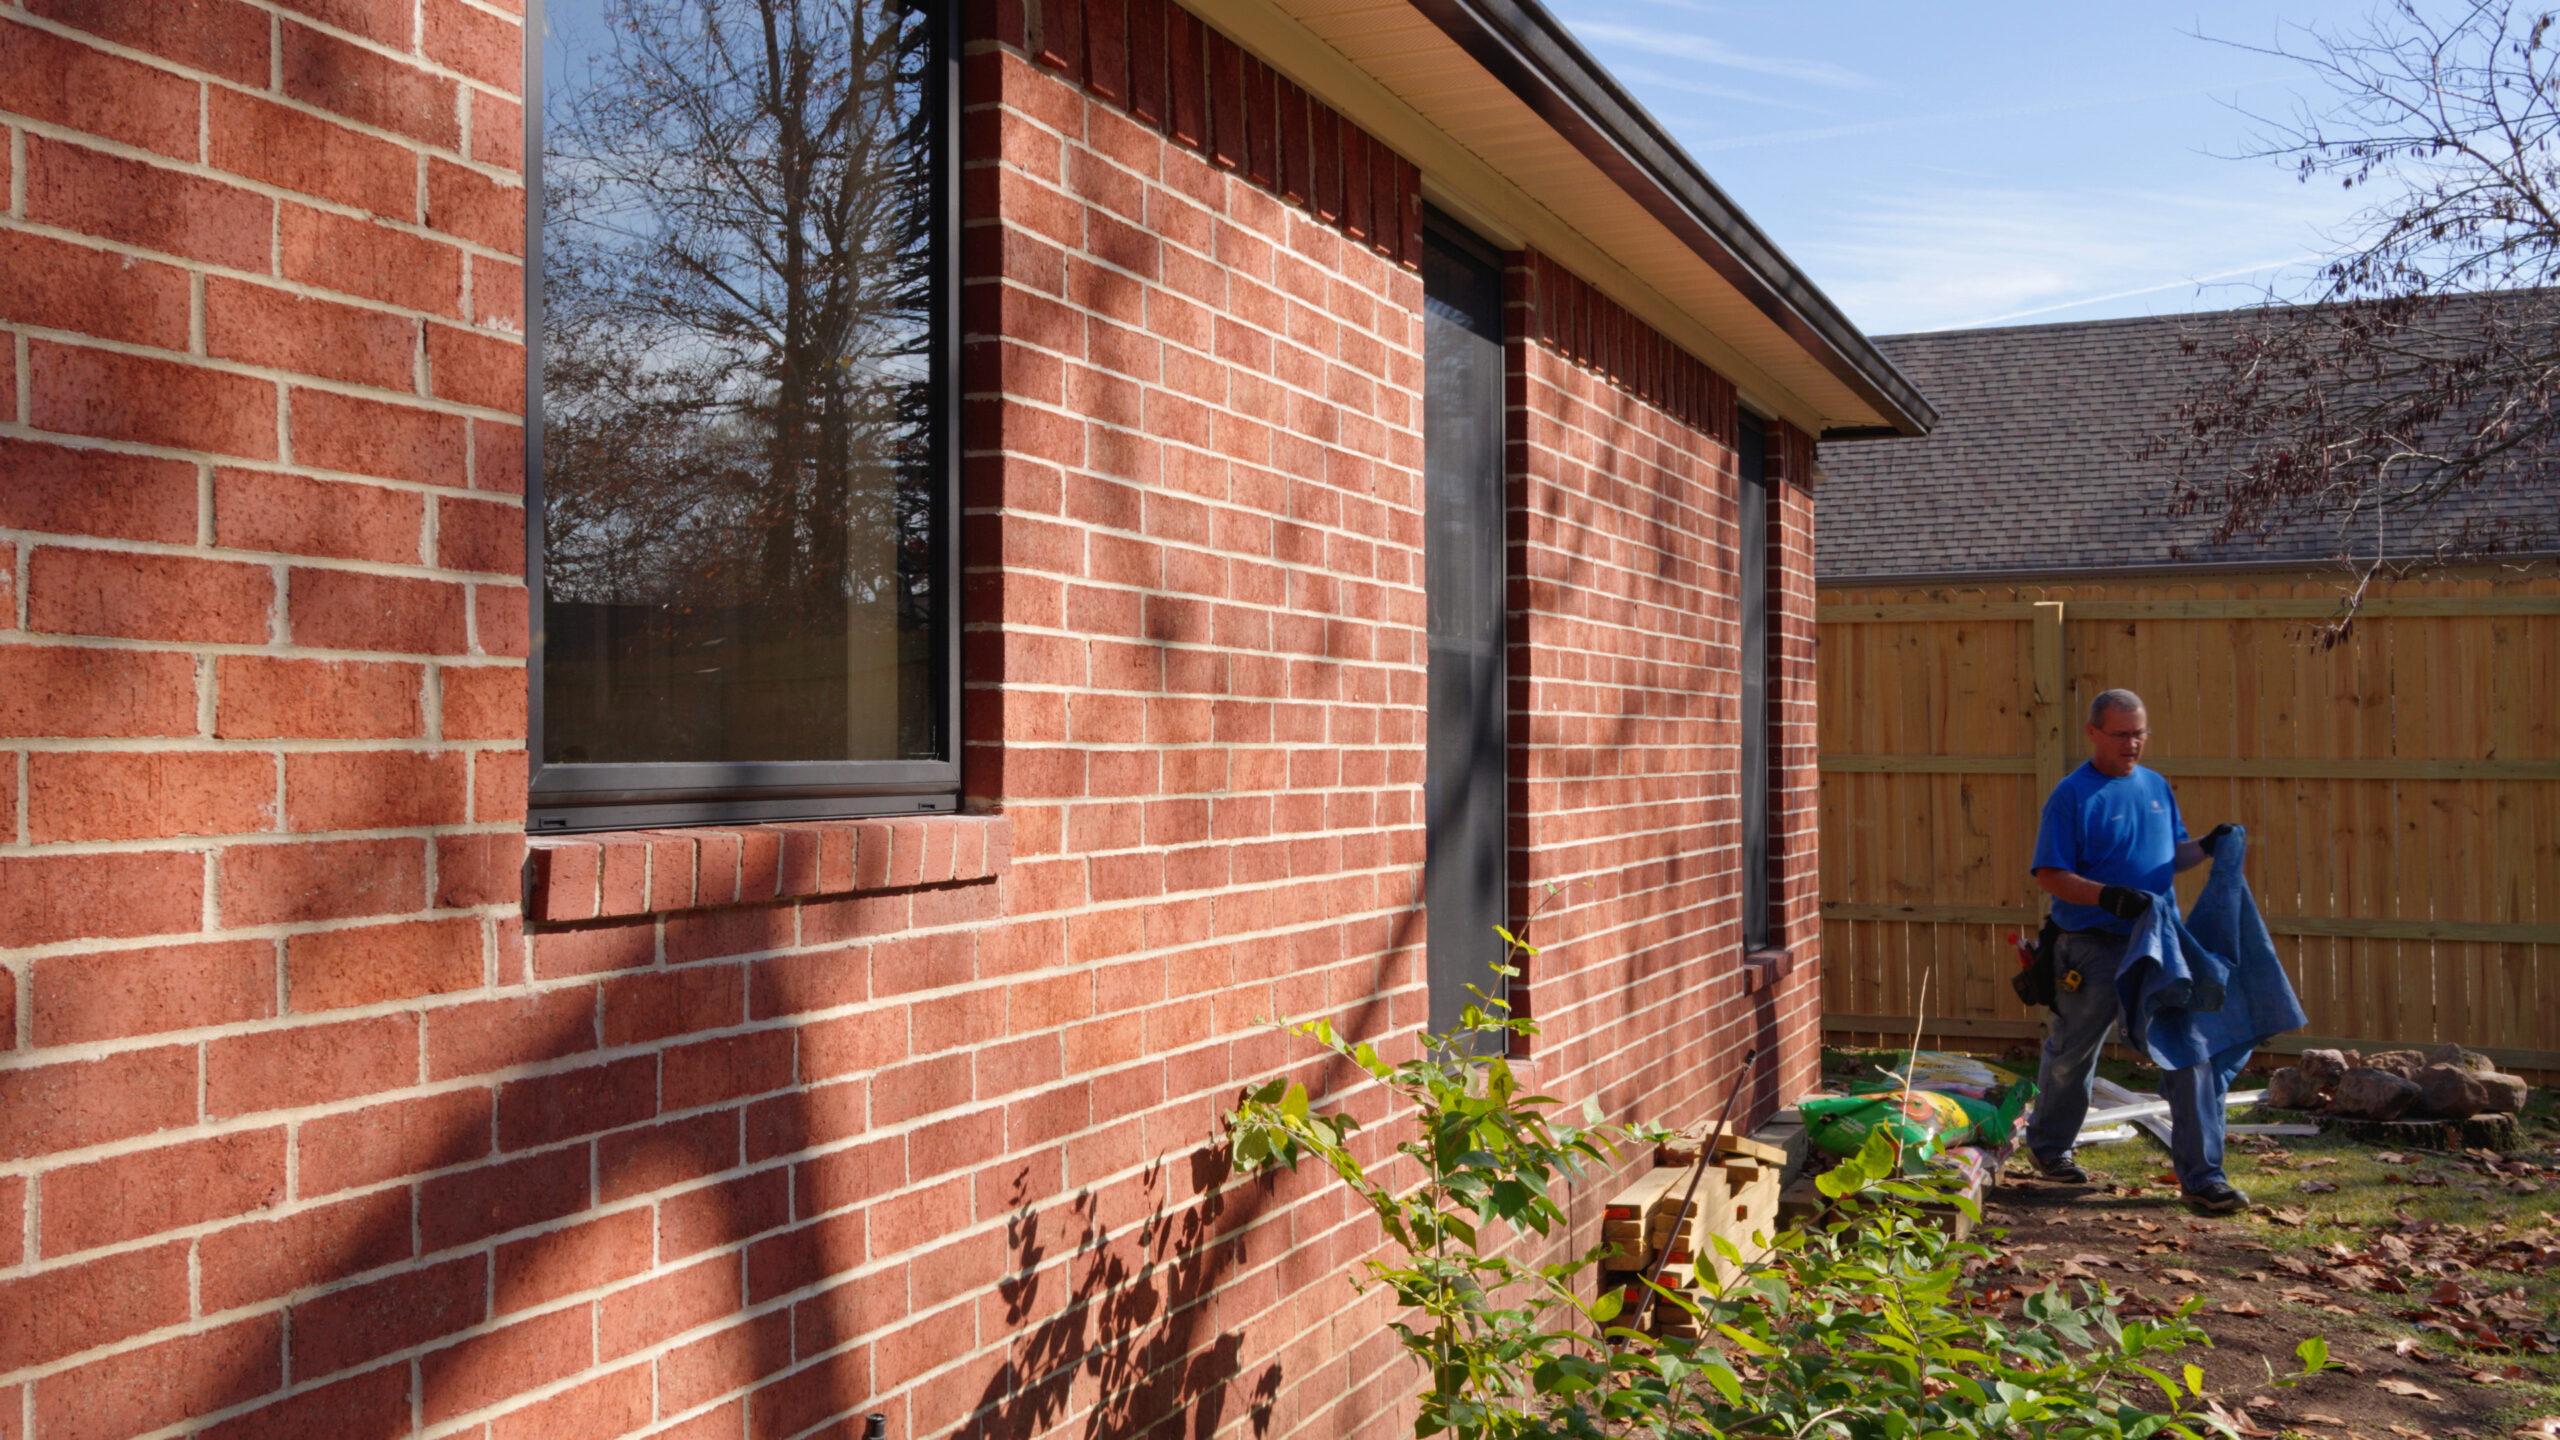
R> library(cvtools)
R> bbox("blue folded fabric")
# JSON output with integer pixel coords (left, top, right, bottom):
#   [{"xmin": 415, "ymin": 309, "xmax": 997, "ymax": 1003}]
[{"xmin": 2113, "ymin": 825, "xmax": 2308, "ymax": 1082}]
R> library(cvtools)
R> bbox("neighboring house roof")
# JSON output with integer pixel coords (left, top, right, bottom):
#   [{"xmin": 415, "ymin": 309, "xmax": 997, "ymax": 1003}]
[{"xmin": 1813, "ymin": 306, "xmax": 2559, "ymax": 580}]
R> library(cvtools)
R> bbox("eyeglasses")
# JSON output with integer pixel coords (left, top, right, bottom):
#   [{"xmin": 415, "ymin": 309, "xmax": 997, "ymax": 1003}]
[{"xmin": 2097, "ymin": 728, "xmax": 2149, "ymax": 742}]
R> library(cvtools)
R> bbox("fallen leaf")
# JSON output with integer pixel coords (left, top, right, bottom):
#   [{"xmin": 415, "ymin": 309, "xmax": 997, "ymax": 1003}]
[
  {"xmin": 2165, "ymin": 1267, "xmax": 2206, "ymax": 1285},
  {"xmin": 2330, "ymin": 1265, "xmax": 2390, "ymax": 1292},
  {"xmin": 2297, "ymin": 1412, "xmax": 2350, "ymax": 1427},
  {"xmin": 2302, "ymin": 1179, "xmax": 2341, "ymax": 1193},
  {"xmin": 2219, "ymin": 1300, "xmax": 2265, "ymax": 1316},
  {"xmin": 2275, "ymin": 1256, "xmax": 2317, "ymax": 1278},
  {"xmin": 2376, "ymin": 1152, "xmax": 2411, "ymax": 1164},
  {"xmin": 2387, "ymin": 1426, "xmax": 2428, "ymax": 1439},
  {"xmin": 2392, "ymin": 1337, "xmax": 2429, "ymax": 1359},
  {"xmin": 2067, "ymin": 1252, "xmax": 2116, "ymax": 1268},
  {"xmin": 2267, "ymin": 1206, "xmax": 2309, "ymax": 1227},
  {"xmin": 2376, "ymin": 1377, "xmax": 2443, "ymax": 1401}
]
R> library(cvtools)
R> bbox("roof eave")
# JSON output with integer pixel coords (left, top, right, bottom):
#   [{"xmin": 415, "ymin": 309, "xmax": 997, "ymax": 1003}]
[{"xmin": 1405, "ymin": 0, "xmax": 1939, "ymax": 437}]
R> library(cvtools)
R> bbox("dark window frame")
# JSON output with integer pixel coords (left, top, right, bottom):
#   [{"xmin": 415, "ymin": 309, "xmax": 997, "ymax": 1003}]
[
  {"xmin": 1737, "ymin": 412, "xmax": 1772, "ymax": 951},
  {"xmin": 523, "ymin": 0, "xmax": 964, "ymax": 834}
]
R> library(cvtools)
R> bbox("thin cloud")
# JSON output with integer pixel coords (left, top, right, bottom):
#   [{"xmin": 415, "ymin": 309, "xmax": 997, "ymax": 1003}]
[
  {"xmin": 1605, "ymin": 63, "xmax": 1833, "ymax": 116},
  {"xmin": 1959, "ymin": 252, "xmax": 2330, "ymax": 327},
  {"xmin": 1681, "ymin": 78, "xmax": 2298, "ymax": 153},
  {"xmin": 1564, "ymin": 20, "xmax": 1880, "ymax": 91}
]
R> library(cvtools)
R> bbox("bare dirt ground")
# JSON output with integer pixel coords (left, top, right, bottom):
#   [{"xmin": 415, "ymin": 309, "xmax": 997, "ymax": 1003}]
[{"xmin": 1978, "ymin": 1132, "xmax": 2560, "ymax": 1440}]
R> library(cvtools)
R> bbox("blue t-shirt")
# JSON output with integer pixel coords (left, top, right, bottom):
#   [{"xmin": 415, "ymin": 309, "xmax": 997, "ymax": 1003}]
[{"xmin": 2032, "ymin": 762, "xmax": 2189, "ymax": 934}]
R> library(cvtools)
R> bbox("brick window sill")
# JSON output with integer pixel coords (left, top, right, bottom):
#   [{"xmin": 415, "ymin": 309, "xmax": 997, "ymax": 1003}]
[
  {"xmin": 1742, "ymin": 948, "xmax": 1795, "ymax": 992},
  {"xmin": 527, "ymin": 813, "xmax": 1011, "ymax": 923}
]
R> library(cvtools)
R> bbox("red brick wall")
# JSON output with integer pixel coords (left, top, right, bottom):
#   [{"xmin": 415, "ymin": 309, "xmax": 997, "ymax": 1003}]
[
  {"xmin": 1502, "ymin": 254, "xmax": 1824, "ymax": 1130},
  {"xmin": 0, "ymin": 0, "xmax": 1822, "ymax": 1436}
]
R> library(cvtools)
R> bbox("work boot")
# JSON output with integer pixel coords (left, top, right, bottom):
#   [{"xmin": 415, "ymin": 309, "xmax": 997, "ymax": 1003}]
[
  {"xmin": 2183, "ymin": 1181, "xmax": 2249, "ymax": 1215},
  {"xmin": 2029, "ymin": 1152, "xmax": 2088, "ymax": 1185}
]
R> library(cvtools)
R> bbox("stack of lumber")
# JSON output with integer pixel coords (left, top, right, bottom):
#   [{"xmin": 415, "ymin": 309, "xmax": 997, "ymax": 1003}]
[{"xmin": 1595, "ymin": 1134, "xmax": 1785, "ymax": 1337}]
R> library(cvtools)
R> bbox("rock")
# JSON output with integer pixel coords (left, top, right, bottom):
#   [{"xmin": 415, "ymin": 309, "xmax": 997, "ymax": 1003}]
[
  {"xmin": 2427, "ymin": 1042, "xmax": 2496, "ymax": 1074},
  {"xmin": 2415, "ymin": 1063, "xmax": 2488, "ymax": 1119},
  {"xmin": 2332, "ymin": 1066, "xmax": 2422, "ymax": 1121},
  {"xmin": 2364, "ymin": 1049, "xmax": 2428, "ymax": 1079},
  {"xmin": 2296, "ymin": 1049, "xmax": 2350, "ymax": 1089},
  {"xmin": 2265, "ymin": 1065, "xmax": 2327, "ymax": 1110},
  {"xmin": 2475, "ymin": 1072, "xmax": 2531, "ymax": 1115}
]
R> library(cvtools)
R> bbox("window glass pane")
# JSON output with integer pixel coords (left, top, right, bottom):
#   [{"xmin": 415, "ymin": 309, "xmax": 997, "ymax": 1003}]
[
  {"xmin": 1738, "ymin": 416, "xmax": 1769, "ymax": 950},
  {"xmin": 539, "ymin": 0, "xmax": 941, "ymax": 767},
  {"xmin": 1422, "ymin": 218, "xmax": 1507, "ymax": 1038}
]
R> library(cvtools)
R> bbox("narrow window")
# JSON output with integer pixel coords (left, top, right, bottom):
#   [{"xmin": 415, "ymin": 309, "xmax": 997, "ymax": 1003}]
[
  {"xmin": 1737, "ymin": 413, "xmax": 1772, "ymax": 951},
  {"xmin": 1421, "ymin": 211, "xmax": 1507, "ymax": 1035},
  {"xmin": 529, "ymin": 0, "xmax": 958, "ymax": 831}
]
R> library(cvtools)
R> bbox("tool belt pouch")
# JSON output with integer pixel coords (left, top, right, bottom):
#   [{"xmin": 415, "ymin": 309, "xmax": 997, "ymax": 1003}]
[{"xmin": 2009, "ymin": 916, "xmax": 2061, "ymax": 1010}]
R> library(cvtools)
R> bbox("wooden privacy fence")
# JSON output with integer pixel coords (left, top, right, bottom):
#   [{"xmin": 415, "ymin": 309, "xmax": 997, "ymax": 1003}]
[{"xmin": 1816, "ymin": 570, "xmax": 2560, "ymax": 1073}]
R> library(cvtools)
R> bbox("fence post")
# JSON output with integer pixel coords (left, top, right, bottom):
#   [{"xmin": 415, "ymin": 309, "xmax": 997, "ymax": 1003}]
[{"xmin": 2030, "ymin": 601, "xmax": 2068, "ymax": 798}]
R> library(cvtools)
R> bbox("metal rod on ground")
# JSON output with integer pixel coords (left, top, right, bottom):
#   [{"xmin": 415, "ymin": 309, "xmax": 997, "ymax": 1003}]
[{"xmin": 1630, "ymin": 1046, "xmax": 1758, "ymax": 1339}]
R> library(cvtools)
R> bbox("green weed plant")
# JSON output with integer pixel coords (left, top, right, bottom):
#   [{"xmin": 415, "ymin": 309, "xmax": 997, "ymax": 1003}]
[{"xmin": 1224, "ymin": 928, "xmax": 2329, "ymax": 1440}]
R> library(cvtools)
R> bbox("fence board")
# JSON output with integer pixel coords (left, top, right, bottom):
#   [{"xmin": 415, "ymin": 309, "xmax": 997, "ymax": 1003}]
[{"xmin": 1818, "ymin": 568, "xmax": 2559, "ymax": 1060}]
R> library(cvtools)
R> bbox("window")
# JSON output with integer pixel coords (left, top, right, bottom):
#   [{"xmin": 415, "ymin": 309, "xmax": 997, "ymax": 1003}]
[
  {"xmin": 1421, "ymin": 210, "xmax": 1508, "ymax": 1035},
  {"xmin": 528, "ymin": 0, "xmax": 958, "ymax": 832},
  {"xmin": 1736, "ymin": 413, "xmax": 1771, "ymax": 950}
]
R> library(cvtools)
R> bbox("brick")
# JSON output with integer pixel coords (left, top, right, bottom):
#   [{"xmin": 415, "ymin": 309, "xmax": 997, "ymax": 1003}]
[
  {"xmin": 428, "ymin": 157, "xmax": 526, "ymax": 254},
  {"xmin": 419, "ymin": 1145, "xmax": 590, "ymax": 1250},
  {"xmin": 31, "ymin": 939, "xmax": 275, "ymax": 1046},
  {"xmin": 205, "ymin": 1014, "xmax": 418, "ymax": 1117},
  {"xmin": 290, "ymin": 568, "xmax": 472, "ymax": 654},
  {"xmin": 602, "ymin": 965, "xmax": 744, "ymax": 1047},
  {"xmin": 427, "ymin": 985, "xmax": 597, "ymax": 1080},
  {"xmin": 474, "ymin": 417, "xmax": 527, "ymax": 492},
  {"xmin": 656, "ymin": 1167, "xmax": 788, "ymax": 1261},
  {"xmin": 495, "ymin": 1206, "xmax": 652, "ymax": 1313},
  {"xmin": 487, "ymin": 1362, "xmax": 655, "ymax": 1440},
  {"xmin": 497, "ymin": 1054, "xmax": 656, "ymax": 1151},
  {"xmin": 218, "ymin": 836, "xmax": 427, "ymax": 926},
  {"xmin": 0, "ymin": 1243, "xmax": 189, "ymax": 1372},
  {"xmin": 197, "ymin": 1187, "xmax": 413, "ymax": 1311},
  {"xmin": 209, "ymin": 87, "xmax": 416, "ymax": 217},
  {"xmin": 597, "ymin": 1252, "xmax": 738, "ymax": 1357},
  {"xmin": 30, "ymin": 1314, "xmax": 281, "ymax": 1440},
  {"xmin": 300, "ymin": 1087, "xmax": 492, "ymax": 1195},
  {"xmin": 215, "ymin": 470, "xmax": 422, "ymax": 567},
  {"xmin": 472, "ymin": 94, "xmax": 525, "ymax": 173},
  {"xmin": 206, "ymin": 277, "xmax": 420, "ymax": 391},
  {"xmin": 28, "ymin": 751, "xmax": 275, "ymax": 843},
  {"xmin": 25, "ymin": 137, "xmax": 272, "ymax": 271},
  {"xmin": 288, "ymin": 1254, "xmax": 484, "ymax": 1378},
  {"xmin": 529, "ymin": 918, "xmax": 655, "ymax": 978},
  {"xmin": 0, "ymin": 437, "xmax": 197, "ymax": 542},
  {"xmin": 425, "ymin": 0, "xmax": 521, "ymax": 92},
  {"xmin": 442, "ymin": 662, "xmax": 527, "ymax": 739},
  {"xmin": 427, "ymin": 321, "xmax": 525, "ymax": 409},
  {"xmin": 662, "ymin": 1028, "xmax": 794, "ymax": 1111},
  {"xmin": 202, "ymin": 1364, "xmax": 410, "ymax": 1440},
  {"xmin": 40, "ymin": 1128, "xmax": 287, "ymax": 1256},
  {"xmin": 285, "ymin": 748, "xmax": 469, "ymax": 831},
  {"xmin": 283, "ymin": 20, "xmax": 461, "ymax": 147},
  {"xmin": 30, "ymin": 339, "xmax": 276, "ymax": 459},
  {"xmin": 0, "ymin": 228, "xmax": 191, "ymax": 348},
  {"xmin": 440, "ymin": 493, "xmax": 524, "ymax": 574},
  {"xmin": 0, "ymin": 1046, "xmax": 194, "ymax": 1163},
  {"xmin": 290, "ymin": 387, "xmax": 468, "ymax": 485},
  {"xmin": 27, "ymin": 0, "xmax": 271, "ymax": 86},
  {"xmin": 272, "ymin": 0, "xmax": 412, "ymax": 48},
  {"xmin": 655, "ymin": 1310, "xmax": 791, "ymax": 1416},
  {"xmin": 216, "ymin": 655, "xmax": 424, "ymax": 739},
  {"xmin": 593, "ymin": 1115, "xmax": 738, "ymax": 1220},
  {"xmin": 662, "ymin": 903, "xmax": 795, "ymax": 966},
  {"xmin": 29, "ymin": 547, "xmax": 272, "ymax": 644},
  {"xmin": 288, "ymin": 916, "xmax": 484, "ymax": 1011},
  {"xmin": 0, "ymin": 851, "xmax": 203, "ymax": 947},
  {"xmin": 281, "ymin": 203, "xmax": 466, "ymax": 316},
  {"xmin": 438, "ymin": 829, "xmax": 526, "ymax": 906},
  {"xmin": 476, "ymin": 587, "xmax": 531, "ymax": 658},
  {"xmin": 420, "ymin": 1303, "xmax": 591, "ymax": 1424}
]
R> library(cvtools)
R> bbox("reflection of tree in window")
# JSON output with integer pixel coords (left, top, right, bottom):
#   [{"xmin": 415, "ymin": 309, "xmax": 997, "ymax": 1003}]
[{"xmin": 541, "ymin": 0, "xmax": 939, "ymax": 766}]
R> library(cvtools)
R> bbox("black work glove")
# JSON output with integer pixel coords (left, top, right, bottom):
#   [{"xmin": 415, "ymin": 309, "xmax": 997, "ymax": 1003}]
[
  {"xmin": 2097, "ymin": 885, "xmax": 2152, "ymax": 922},
  {"xmin": 2197, "ymin": 823, "xmax": 2236, "ymax": 857}
]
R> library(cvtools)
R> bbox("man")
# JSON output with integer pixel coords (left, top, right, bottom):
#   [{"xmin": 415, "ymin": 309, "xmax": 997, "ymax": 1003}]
[{"xmin": 2022, "ymin": 688, "xmax": 2244, "ymax": 1214}]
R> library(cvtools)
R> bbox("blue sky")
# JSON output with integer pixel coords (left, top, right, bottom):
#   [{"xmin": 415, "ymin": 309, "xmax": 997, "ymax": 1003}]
[{"xmin": 1546, "ymin": 1, "xmax": 2375, "ymax": 336}]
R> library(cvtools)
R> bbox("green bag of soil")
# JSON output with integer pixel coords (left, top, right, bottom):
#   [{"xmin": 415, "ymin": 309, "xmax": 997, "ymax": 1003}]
[{"xmin": 1800, "ymin": 1081, "xmax": 2036, "ymax": 1168}]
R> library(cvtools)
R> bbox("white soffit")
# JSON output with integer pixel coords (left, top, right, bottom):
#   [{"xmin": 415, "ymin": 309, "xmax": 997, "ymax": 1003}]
[{"xmin": 1201, "ymin": 0, "xmax": 1928, "ymax": 438}]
